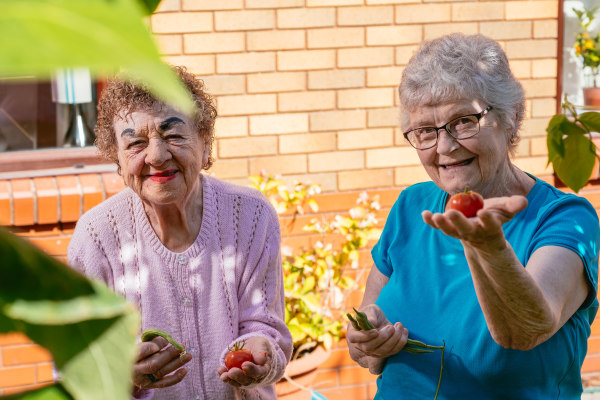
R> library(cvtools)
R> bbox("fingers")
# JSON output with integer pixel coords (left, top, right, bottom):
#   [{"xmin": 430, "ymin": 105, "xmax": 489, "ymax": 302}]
[
  {"xmin": 151, "ymin": 352, "xmax": 193, "ymax": 381},
  {"xmin": 422, "ymin": 204, "xmax": 510, "ymax": 242},
  {"xmin": 484, "ymin": 195, "xmax": 528, "ymax": 215},
  {"xmin": 348, "ymin": 322, "xmax": 408, "ymax": 359},
  {"xmin": 347, "ymin": 325, "xmax": 379, "ymax": 344},
  {"xmin": 218, "ymin": 361, "xmax": 270, "ymax": 388},
  {"xmin": 137, "ymin": 336, "xmax": 169, "ymax": 361},
  {"xmin": 142, "ymin": 368, "xmax": 188, "ymax": 389},
  {"xmin": 133, "ymin": 339, "xmax": 192, "ymax": 389},
  {"xmin": 242, "ymin": 359, "xmax": 270, "ymax": 380},
  {"xmin": 359, "ymin": 304, "xmax": 388, "ymax": 328},
  {"xmin": 245, "ymin": 337, "xmax": 271, "ymax": 366},
  {"xmin": 219, "ymin": 337, "xmax": 273, "ymax": 388},
  {"xmin": 250, "ymin": 350, "xmax": 268, "ymax": 366},
  {"xmin": 219, "ymin": 369, "xmax": 241, "ymax": 387}
]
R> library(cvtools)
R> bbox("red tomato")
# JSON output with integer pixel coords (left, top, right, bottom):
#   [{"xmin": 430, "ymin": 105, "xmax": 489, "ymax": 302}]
[
  {"xmin": 448, "ymin": 187, "xmax": 484, "ymax": 218},
  {"xmin": 225, "ymin": 341, "xmax": 254, "ymax": 370},
  {"xmin": 225, "ymin": 350, "xmax": 253, "ymax": 370}
]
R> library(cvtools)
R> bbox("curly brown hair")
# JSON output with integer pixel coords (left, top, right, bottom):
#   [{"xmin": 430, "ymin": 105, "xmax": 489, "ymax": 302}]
[{"xmin": 94, "ymin": 66, "xmax": 217, "ymax": 170}]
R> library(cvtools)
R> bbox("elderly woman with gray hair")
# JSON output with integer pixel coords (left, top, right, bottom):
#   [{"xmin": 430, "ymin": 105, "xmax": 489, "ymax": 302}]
[{"xmin": 347, "ymin": 33, "xmax": 600, "ymax": 399}]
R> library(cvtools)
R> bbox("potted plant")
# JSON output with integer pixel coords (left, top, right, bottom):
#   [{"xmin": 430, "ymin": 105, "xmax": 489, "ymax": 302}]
[
  {"xmin": 573, "ymin": 6, "xmax": 600, "ymax": 106},
  {"xmin": 547, "ymin": 96, "xmax": 600, "ymax": 192},
  {"xmin": 249, "ymin": 172, "xmax": 381, "ymax": 399}
]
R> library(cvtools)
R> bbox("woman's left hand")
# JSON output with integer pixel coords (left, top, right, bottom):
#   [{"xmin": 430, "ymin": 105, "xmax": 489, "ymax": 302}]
[
  {"xmin": 217, "ymin": 336, "xmax": 273, "ymax": 388},
  {"xmin": 422, "ymin": 195, "xmax": 528, "ymax": 250}
]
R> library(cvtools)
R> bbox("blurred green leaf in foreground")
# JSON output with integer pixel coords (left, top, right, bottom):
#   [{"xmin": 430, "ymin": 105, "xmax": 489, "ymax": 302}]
[
  {"xmin": 0, "ymin": 229, "xmax": 139, "ymax": 400},
  {"xmin": 0, "ymin": 0, "xmax": 193, "ymax": 114}
]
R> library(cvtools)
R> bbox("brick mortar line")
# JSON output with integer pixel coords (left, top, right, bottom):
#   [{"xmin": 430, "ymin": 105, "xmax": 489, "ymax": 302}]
[
  {"xmin": 30, "ymin": 179, "xmax": 37, "ymax": 225},
  {"xmin": 52, "ymin": 177, "xmax": 61, "ymax": 223},
  {"xmin": 7, "ymin": 180, "xmax": 13, "ymax": 226},
  {"xmin": 74, "ymin": 175, "xmax": 84, "ymax": 218}
]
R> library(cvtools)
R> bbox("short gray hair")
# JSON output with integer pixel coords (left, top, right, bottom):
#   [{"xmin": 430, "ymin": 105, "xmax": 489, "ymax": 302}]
[{"xmin": 399, "ymin": 33, "xmax": 525, "ymax": 155}]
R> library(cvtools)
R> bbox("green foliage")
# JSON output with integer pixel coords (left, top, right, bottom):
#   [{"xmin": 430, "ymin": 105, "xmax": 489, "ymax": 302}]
[
  {"xmin": 547, "ymin": 96, "xmax": 600, "ymax": 193},
  {"xmin": 0, "ymin": 0, "xmax": 194, "ymax": 114},
  {"xmin": 573, "ymin": 6, "xmax": 600, "ymax": 85},
  {"xmin": 0, "ymin": 228, "xmax": 139, "ymax": 399},
  {"xmin": 1, "ymin": 384, "xmax": 73, "ymax": 400},
  {"xmin": 137, "ymin": 0, "xmax": 163, "ymax": 14},
  {"xmin": 249, "ymin": 172, "xmax": 381, "ymax": 360}
]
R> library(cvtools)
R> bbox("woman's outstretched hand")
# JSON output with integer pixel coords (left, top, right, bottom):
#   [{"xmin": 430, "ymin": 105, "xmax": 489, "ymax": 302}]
[
  {"xmin": 422, "ymin": 195, "xmax": 528, "ymax": 250},
  {"xmin": 218, "ymin": 336, "xmax": 273, "ymax": 388}
]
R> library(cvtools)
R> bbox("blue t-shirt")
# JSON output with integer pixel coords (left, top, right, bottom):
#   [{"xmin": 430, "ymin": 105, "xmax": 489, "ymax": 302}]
[{"xmin": 371, "ymin": 178, "xmax": 600, "ymax": 399}]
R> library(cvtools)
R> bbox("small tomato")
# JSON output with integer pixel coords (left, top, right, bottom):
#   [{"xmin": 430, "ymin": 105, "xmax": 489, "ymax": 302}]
[
  {"xmin": 225, "ymin": 341, "xmax": 254, "ymax": 370},
  {"xmin": 448, "ymin": 187, "xmax": 484, "ymax": 218}
]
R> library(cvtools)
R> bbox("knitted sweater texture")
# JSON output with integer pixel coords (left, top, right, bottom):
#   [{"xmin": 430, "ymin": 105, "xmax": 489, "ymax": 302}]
[{"xmin": 67, "ymin": 175, "xmax": 292, "ymax": 400}]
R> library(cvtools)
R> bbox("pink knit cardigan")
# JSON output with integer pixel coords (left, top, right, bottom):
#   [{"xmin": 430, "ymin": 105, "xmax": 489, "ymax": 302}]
[{"xmin": 68, "ymin": 175, "xmax": 292, "ymax": 400}]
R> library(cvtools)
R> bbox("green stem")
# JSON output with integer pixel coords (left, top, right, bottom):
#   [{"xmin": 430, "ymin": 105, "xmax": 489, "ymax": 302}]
[
  {"xmin": 346, "ymin": 310, "xmax": 445, "ymax": 398},
  {"xmin": 433, "ymin": 341, "xmax": 445, "ymax": 400}
]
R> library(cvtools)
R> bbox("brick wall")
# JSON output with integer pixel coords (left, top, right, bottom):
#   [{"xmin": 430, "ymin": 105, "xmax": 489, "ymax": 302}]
[
  {"xmin": 0, "ymin": 0, "xmax": 579, "ymax": 397},
  {"xmin": 150, "ymin": 0, "xmax": 560, "ymax": 191}
]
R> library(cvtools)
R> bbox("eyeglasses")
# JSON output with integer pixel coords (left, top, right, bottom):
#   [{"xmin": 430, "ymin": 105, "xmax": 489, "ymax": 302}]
[{"xmin": 403, "ymin": 106, "xmax": 493, "ymax": 150}]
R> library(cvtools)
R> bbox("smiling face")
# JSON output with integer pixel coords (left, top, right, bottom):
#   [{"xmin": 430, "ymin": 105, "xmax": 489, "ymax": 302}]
[
  {"xmin": 408, "ymin": 99, "xmax": 513, "ymax": 197},
  {"xmin": 113, "ymin": 104, "xmax": 207, "ymax": 207}
]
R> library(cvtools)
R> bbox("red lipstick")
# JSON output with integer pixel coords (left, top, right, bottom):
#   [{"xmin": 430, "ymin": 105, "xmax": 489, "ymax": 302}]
[{"xmin": 147, "ymin": 170, "xmax": 178, "ymax": 182}]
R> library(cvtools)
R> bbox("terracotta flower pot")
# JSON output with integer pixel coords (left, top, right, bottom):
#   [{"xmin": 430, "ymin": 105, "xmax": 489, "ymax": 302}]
[
  {"xmin": 583, "ymin": 87, "xmax": 600, "ymax": 107},
  {"xmin": 276, "ymin": 346, "xmax": 331, "ymax": 400}
]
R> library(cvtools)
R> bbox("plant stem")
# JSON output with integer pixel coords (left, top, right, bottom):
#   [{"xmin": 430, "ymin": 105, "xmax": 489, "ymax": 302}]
[
  {"xmin": 402, "ymin": 338, "xmax": 445, "ymax": 400},
  {"xmin": 433, "ymin": 342, "xmax": 445, "ymax": 400}
]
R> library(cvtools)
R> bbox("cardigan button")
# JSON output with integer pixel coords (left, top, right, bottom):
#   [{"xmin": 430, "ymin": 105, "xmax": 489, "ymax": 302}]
[{"xmin": 177, "ymin": 254, "xmax": 188, "ymax": 265}]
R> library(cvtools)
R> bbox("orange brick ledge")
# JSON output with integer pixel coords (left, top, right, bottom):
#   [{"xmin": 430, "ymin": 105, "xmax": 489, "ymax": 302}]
[{"xmin": 0, "ymin": 165, "xmax": 123, "ymax": 227}]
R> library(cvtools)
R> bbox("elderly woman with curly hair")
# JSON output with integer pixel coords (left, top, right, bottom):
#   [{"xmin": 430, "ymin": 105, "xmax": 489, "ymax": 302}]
[
  {"xmin": 67, "ymin": 67, "xmax": 292, "ymax": 400},
  {"xmin": 347, "ymin": 33, "xmax": 600, "ymax": 399}
]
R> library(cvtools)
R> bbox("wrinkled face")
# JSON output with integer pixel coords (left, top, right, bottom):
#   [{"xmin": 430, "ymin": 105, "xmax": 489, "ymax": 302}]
[
  {"xmin": 113, "ymin": 104, "xmax": 207, "ymax": 207},
  {"xmin": 407, "ymin": 99, "xmax": 510, "ymax": 197}
]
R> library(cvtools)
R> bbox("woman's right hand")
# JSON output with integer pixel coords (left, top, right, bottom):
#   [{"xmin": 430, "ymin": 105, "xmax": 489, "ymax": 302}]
[
  {"xmin": 346, "ymin": 304, "xmax": 408, "ymax": 361},
  {"xmin": 132, "ymin": 336, "xmax": 193, "ymax": 390}
]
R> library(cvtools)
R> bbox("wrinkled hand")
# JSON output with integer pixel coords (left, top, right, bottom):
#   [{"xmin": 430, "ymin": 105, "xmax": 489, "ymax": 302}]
[
  {"xmin": 133, "ymin": 336, "xmax": 193, "ymax": 390},
  {"xmin": 346, "ymin": 304, "xmax": 408, "ymax": 360},
  {"xmin": 217, "ymin": 336, "xmax": 273, "ymax": 388},
  {"xmin": 422, "ymin": 195, "xmax": 528, "ymax": 250}
]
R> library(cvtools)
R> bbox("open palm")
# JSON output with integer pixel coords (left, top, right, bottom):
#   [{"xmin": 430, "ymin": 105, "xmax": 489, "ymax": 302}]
[{"xmin": 422, "ymin": 195, "xmax": 528, "ymax": 250}]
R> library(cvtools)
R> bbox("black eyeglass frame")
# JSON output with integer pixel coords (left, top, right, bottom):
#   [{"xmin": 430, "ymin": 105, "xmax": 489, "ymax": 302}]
[{"xmin": 403, "ymin": 106, "xmax": 493, "ymax": 150}]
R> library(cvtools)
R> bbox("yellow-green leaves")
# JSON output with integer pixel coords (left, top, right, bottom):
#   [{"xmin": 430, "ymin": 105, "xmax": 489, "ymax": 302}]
[
  {"xmin": 0, "ymin": 0, "xmax": 194, "ymax": 114},
  {"xmin": 249, "ymin": 172, "xmax": 381, "ymax": 360}
]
